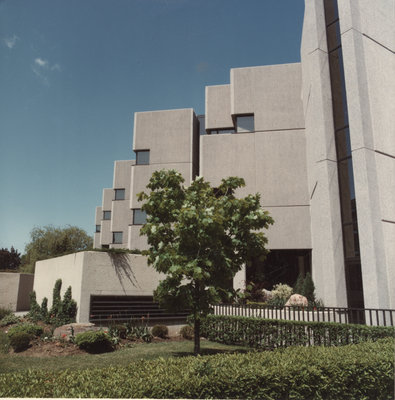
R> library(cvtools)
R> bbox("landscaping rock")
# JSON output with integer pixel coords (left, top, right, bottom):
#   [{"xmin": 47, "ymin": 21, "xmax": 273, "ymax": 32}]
[
  {"xmin": 54, "ymin": 323, "xmax": 101, "ymax": 339},
  {"xmin": 285, "ymin": 294, "xmax": 308, "ymax": 307}
]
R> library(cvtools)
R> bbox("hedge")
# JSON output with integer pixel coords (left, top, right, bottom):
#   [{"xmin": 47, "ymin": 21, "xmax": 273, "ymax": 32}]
[
  {"xmin": 200, "ymin": 314, "xmax": 395, "ymax": 349},
  {"xmin": 0, "ymin": 339, "xmax": 393, "ymax": 399}
]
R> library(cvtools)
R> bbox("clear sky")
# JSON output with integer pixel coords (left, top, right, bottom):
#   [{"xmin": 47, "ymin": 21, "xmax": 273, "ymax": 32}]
[{"xmin": 0, "ymin": 0, "xmax": 305, "ymax": 254}]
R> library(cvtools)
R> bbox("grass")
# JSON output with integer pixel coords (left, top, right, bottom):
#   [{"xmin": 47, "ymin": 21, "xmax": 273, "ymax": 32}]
[{"xmin": 0, "ymin": 339, "xmax": 249, "ymax": 374}]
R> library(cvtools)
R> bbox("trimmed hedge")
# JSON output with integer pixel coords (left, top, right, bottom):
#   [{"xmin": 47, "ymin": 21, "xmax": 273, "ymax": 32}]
[
  {"xmin": 200, "ymin": 314, "xmax": 395, "ymax": 349},
  {"xmin": 0, "ymin": 339, "xmax": 393, "ymax": 398}
]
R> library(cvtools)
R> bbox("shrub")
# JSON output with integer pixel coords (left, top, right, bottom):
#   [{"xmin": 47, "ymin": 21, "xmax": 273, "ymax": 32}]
[
  {"xmin": 293, "ymin": 272, "xmax": 304, "ymax": 295},
  {"xmin": 200, "ymin": 314, "xmax": 395, "ymax": 349},
  {"xmin": 0, "ymin": 314, "xmax": 21, "ymax": 327},
  {"xmin": 0, "ymin": 332, "xmax": 10, "ymax": 354},
  {"xmin": 180, "ymin": 325, "xmax": 194, "ymax": 340},
  {"xmin": 0, "ymin": 339, "xmax": 392, "ymax": 399},
  {"xmin": 9, "ymin": 332, "xmax": 31, "ymax": 352},
  {"xmin": 151, "ymin": 325, "xmax": 168, "ymax": 338},
  {"xmin": 302, "ymin": 272, "xmax": 316, "ymax": 303},
  {"xmin": 267, "ymin": 283, "xmax": 293, "ymax": 307},
  {"xmin": 75, "ymin": 330, "xmax": 113, "ymax": 353},
  {"xmin": 0, "ymin": 307, "xmax": 12, "ymax": 320},
  {"xmin": 7, "ymin": 323, "xmax": 43, "ymax": 341}
]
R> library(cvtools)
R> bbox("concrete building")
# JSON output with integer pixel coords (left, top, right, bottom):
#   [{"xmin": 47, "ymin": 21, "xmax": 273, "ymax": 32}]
[{"xmin": 34, "ymin": 0, "xmax": 393, "ymax": 320}]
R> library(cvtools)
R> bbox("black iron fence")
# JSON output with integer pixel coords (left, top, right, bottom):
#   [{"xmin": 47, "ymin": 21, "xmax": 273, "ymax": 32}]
[{"xmin": 213, "ymin": 303, "xmax": 395, "ymax": 327}]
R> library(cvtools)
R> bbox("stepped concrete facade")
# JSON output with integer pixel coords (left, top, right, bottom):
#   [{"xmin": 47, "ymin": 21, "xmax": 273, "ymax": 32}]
[{"xmin": 34, "ymin": 0, "xmax": 394, "ymax": 319}]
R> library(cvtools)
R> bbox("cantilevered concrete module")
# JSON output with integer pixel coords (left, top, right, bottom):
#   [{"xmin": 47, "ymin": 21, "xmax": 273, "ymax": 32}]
[{"xmin": 34, "ymin": 0, "xmax": 394, "ymax": 321}]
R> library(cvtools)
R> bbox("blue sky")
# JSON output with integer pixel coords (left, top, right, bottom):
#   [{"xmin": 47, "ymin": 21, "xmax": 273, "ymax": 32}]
[{"xmin": 0, "ymin": 0, "xmax": 304, "ymax": 253}]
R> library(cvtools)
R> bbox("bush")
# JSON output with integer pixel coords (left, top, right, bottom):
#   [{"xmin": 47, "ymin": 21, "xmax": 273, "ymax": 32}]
[
  {"xmin": 9, "ymin": 332, "xmax": 31, "ymax": 352},
  {"xmin": 200, "ymin": 314, "xmax": 395, "ymax": 349},
  {"xmin": 151, "ymin": 325, "xmax": 168, "ymax": 338},
  {"xmin": 0, "ymin": 314, "xmax": 20, "ymax": 327},
  {"xmin": 180, "ymin": 325, "xmax": 194, "ymax": 340},
  {"xmin": 0, "ymin": 307, "xmax": 12, "ymax": 320},
  {"xmin": 0, "ymin": 339, "xmax": 393, "ymax": 398},
  {"xmin": 270, "ymin": 283, "xmax": 293, "ymax": 304},
  {"xmin": 7, "ymin": 323, "xmax": 43, "ymax": 341},
  {"xmin": 75, "ymin": 330, "xmax": 113, "ymax": 353}
]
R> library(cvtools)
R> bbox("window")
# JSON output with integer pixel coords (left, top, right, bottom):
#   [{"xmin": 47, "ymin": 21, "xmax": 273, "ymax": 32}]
[
  {"xmin": 112, "ymin": 232, "xmax": 123, "ymax": 244},
  {"xmin": 114, "ymin": 189, "xmax": 125, "ymax": 200},
  {"xmin": 103, "ymin": 211, "xmax": 111, "ymax": 220},
  {"xmin": 101, "ymin": 245, "xmax": 109, "ymax": 249},
  {"xmin": 133, "ymin": 209, "xmax": 147, "ymax": 225},
  {"xmin": 135, "ymin": 150, "xmax": 150, "ymax": 165},
  {"xmin": 95, "ymin": 225, "xmax": 101, "ymax": 233},
  {"xmin": 236, "ymin": 115, "xmax": 254, "ymax": 133},
  {"xmin": 209, "ymin": 128, "xmax": 235, "ymax": 134}
]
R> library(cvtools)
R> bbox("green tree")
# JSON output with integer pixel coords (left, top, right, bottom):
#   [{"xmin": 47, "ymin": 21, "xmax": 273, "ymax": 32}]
[
  {"xmin": 293, "ymin": 272, "xmax": 305, "ymax": 295},
  {"xmin": 138, "ymin": 169, "xmax": 274, "ymax": 354},
  {"xmin": 20, "ymin": 225, "xmax": 93, "ymax": 273},
  {"xmin": 0, "ymin": 247, "xmax": 21, "ymax": 271}
]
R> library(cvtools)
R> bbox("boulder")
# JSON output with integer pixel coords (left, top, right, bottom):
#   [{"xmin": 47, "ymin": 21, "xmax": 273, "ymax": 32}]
[
  {"xmin": 285, "ymin": 294, "xmax": 308, "ymax": 307},
  {"xmin": 53, "ymin": 323, "xmax": 101, "ymax": 340}
]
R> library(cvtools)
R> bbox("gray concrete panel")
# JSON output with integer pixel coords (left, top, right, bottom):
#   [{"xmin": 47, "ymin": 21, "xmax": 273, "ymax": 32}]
[
  {"xmin": 205, "ymin": 85, "xmax": 234, "ymax": 130},
  {"xmin": 231, "ymin": 64, "xmax": 305, "ymax": 132}
]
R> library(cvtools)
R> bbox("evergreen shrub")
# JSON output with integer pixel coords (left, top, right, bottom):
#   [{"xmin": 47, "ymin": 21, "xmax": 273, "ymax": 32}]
[
  {"xmin": 75, "ymin": 330, "xmax": 113, "ymax": 353},
  {"xmin": 7, "ymin": 323, "xmax": 43, "ymax": 341},
  {"xmin": 180, "ymin": 325, "xmax": 194, "ymax": 340},
  {"xmin": 200, "ymin": 314, "xmax": 395, "ymax": 349},
  {"xmin": 0, "ymin": 339, "xmax": 393, "ymax": 399},
  {"xmin": 9, "ymin": 332, "xmax": 31, "ymax": 352},
  {"xmin": 151, "ymin": 325, "xmax": 168, "ymax": 338}
]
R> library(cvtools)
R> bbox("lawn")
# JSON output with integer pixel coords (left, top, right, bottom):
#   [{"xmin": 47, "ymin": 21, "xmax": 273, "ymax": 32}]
[{"xmin": 0, "ymin": 339, "xmax": 249, "ymax": 374}]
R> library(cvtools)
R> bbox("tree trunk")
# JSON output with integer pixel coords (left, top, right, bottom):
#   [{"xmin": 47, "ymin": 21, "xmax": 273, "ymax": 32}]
[{"xmin": 193, "ymin": 316, "xmax": 200, "ymax": 355}]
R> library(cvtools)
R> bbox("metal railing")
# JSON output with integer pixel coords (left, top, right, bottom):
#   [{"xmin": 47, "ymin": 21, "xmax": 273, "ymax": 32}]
[{"xmin": 213, "ymin": 303, "xmax": 395, "ymax": 327}]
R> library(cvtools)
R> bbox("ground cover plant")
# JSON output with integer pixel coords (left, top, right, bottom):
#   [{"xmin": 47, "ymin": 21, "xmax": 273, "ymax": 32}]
[{"xmin": 0, "ymin": 338, "xmax": 392, "ymax": 399}]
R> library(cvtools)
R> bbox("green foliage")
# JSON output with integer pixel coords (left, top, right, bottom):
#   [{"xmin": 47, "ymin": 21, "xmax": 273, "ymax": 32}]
[
  {"xmin": 151, "ymin": 325, "xmax": 168, "ymax": 338},
  {"xmin": 0, "ymin": 339, "xmax": 393, "ymax": 399},
  {"xmin": 26, "ymin": 291, "xmax": 42, "ymax": 322},
  {"xmin": 38, "ymin": 279, "xmax": 77, "ymax": 327},
  {"xmin": 200, "ymin": 314, "xmax": 395, "ymax": 349},
  {"xmin": 180, "ymin": 325, "xmax": 194, "ymax": 340},
  {"xmin": 0, "ymin": 332, "xmax": 10, "ymax": 354},
  {"xmin": 125, "ymin": 320, "xmax": 152, "ymax": 343},
  {"xmin": 302, "ymin": 272, "xmax": 316, "ymax": 303},
  {"xmin": 0, "ymin": 313, "xmax": 21, "ymax": 327},
  {"xmin": 20, "ymin": 225, "xmax": 93, "ymax": 273},
  {"xmin": 7, "ymin": 323, "xmax": 43, "ymax": 340},
  {"xmin": 108, "ymin": 324, "xmax": 127, "ymax": 339},
  {"xmin": 267, "ymin": 283, "xmax": 293, "ymax": 307},
  {"xmin": 0, "ymin": 307, "xmax": 12, "ymax": 320},
  {"xmin": 9, "ymin": 332, "xmax": 31, "ymax": 352},
  {"xmin": 293, "ymin": 272, "xmax": 304, "ymax": 295},
  {"xmin": 138, "ymin": 169, "xmax": 273, "ymax": 353},
  {"xmin": 75, "ymin": 330, "xmax": 113, "ymax": 353},
  {"xmin": 0, "ymin": 246, "xmax": 21, "ymax": 271}
]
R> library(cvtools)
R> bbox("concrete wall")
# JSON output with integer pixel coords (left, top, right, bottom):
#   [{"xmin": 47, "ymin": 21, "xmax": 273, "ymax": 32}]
[
  {"xmin": 338, "ymin": 0, "xmax": 395, "ymax": 308},
  {"xmin": 201, "ymin": 64, "xmax": 311, "ymax": 251},
  {"xmin": 0, "ymin": 273, "xmax": 34, "ymax": 311},
  {"xmin": 34, "ymin": 251, "xmax": 162, "ymax": 323},
  {"xmin": 301, "ymin": 0, "xmax": 348, "ymax": 307}
]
